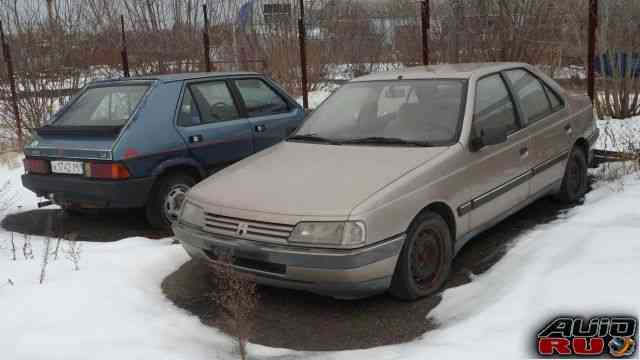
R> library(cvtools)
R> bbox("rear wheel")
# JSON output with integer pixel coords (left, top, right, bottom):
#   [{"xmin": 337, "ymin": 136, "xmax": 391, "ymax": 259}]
[
  {"xmin": 555, "ymin": 147, "xmax": 588, "ymax": 204},
  {"xmin": 390, "ymin": 211, "xmax": 453, "ymax": 301},
  {"xmin": 146, "ymin": 173, "xmax": 196, "ymax": 230}
]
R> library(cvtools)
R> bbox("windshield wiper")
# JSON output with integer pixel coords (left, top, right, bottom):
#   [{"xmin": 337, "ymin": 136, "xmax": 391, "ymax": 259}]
[
  {"xmin": 288, "ymin": 134, "xmax": 342, "ymax": 145},
  {"xmin": 340, "ymin": 137, "xmax": 431, "ymax": 147}
]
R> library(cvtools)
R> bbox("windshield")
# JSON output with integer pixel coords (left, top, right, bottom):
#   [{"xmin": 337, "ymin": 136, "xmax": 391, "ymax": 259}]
[
  {"xmin": 52, "ymin": 84, "xmax": 150, "ymax": 127},
  {"xmin": 293, "ymin": 79, "xmax": 466, "ymax": 146}
]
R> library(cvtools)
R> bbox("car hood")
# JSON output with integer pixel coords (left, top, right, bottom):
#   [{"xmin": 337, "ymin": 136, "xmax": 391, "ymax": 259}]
[{"xmin": 188, "ymin": 141, "xmax": 447, "ymax": 216}]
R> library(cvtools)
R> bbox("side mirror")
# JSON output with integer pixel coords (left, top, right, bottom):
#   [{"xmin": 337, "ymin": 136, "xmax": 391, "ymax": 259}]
[{"xmin": 470, "ymin": 126, "xmax": 508, "ymax": 152}]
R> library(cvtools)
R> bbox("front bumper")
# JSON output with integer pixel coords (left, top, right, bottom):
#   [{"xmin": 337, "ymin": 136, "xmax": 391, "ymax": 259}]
[
  {"xmin": 21, "ymin": 173, "xmax": 155, "ymax": 208},
  {"xmin": 173, "ymin": 223, "xmax": 405, "ymax": 299}
]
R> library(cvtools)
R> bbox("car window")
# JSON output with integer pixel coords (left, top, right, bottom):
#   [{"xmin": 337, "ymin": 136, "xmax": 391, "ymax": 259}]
[
  {"xmin": 544, "ymin": 84, "xmax": 563, "ymax": 110},
  {"xmin": 294, "ymin": 79, "xmax": 466, "ymax": 146},
  {"xmin": 188, "ymin": 81, "xmax": 239, "ymax": 124},
  {"xmin": 234, "ymin": 79, "xmax": 289, "ymax": 117},
  {"xmin": 54, "ymin": 85, "xmax": 149, "ymax": 127},
  {"xmin": 504, "ymin": 69, "xmax": 552, "ymax": 124},
  {"xmin": 177, "ymin": 89, "xmax": 202, "ymax": 127},
  {"xmin": 474, "ymin": 74, "xmax": 519, "ymax": 136}
]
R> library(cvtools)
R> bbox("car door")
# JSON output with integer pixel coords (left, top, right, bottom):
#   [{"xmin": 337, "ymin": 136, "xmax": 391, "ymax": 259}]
[
  {"xmin": 176, "ymin": 80, "xmax": 254, "ymax": 173},
  {"xmin": 503, "ymin": 69, "xmax": 571, "ymax": 196},
  {"xmin": 466, "ymin": 73, "xmax": 533, "ymax": 230},
  {"xmin": 232, "ymin": 78, "xmax": 301, "ymax": 151}
]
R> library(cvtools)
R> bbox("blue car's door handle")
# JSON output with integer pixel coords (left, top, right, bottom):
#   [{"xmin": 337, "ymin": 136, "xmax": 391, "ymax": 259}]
[
  {"xmin": 255, "ymin": 124, "xmax": 266, "ymax": 133},
  {"xmin": 189, "ymin": 135, "xmax": 203, "ymax": 143}
]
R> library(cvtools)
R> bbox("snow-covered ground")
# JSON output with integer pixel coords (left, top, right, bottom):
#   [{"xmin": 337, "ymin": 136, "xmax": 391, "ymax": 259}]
[{"xmin": 1, "ymin": 118, "xmax": 639, "ymax": 359}]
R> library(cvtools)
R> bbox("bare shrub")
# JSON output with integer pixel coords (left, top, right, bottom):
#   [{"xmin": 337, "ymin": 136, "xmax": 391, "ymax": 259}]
[
  {"xmin": 63, "ymin": 234, "xmax": 82, "ymax": 271},
  {"xmin": 9, "ymin": 228, "xmax": 16, "ymax": 261},
  {"xmin": 39, "ymin": 235, "xmax": 51, "ymax": 284},
  {"xmin": 39, "ymin": 213, "xmax": 54, "ymax": 284},
  {"xmin": 592, "ymin": 1, "xmax": 640, "ymax": 119},
  {"xmin": 1, "ymin": 278, "xmax": 14, "ymax": 289},
  {"xmin": 208, "ymin": 257, "xmax": 258, "ymax": 360},
  {"xmin": 22, "ymin": 233, "xmax": 34, "ymax": 260}
]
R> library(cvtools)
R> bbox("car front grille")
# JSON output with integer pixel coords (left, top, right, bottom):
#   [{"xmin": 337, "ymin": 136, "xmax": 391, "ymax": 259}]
[{"xmin": 203, "ymin": 212, "xmax": 295, "ymax": 244}]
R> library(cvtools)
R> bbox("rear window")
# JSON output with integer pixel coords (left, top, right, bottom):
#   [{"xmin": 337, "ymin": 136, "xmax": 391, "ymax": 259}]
[{"xmin": 53, "ymin": 85, "xmax": 149, "ymax": 127}]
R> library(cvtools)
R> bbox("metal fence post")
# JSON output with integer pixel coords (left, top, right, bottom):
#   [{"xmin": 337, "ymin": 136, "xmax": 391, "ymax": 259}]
[
  {"xmin": 298, "ymin": 0, "xmax": 309, "ymax": 110},
  {"xmin": 120, "ymin": 15, "xmax": 130, "ymax": 78},
  {"xmin": 421, "ymin": 0, "xmax": 430, "ymax": 66},
  {"xmin": 587, "ymin": 0, "xmax": 598, "ymax": 102},
  {"xmin": 203, "ymin": 4, "xmax": 212, "ymax": 72},
  {"xmin": 0, "ymin": 21, "xmax": 22, "ymax": 148}
]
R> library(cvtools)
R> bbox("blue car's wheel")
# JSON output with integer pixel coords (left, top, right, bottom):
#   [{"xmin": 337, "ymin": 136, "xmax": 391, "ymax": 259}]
[{"xmin": 146, "ymin": 173, "xmax": 196, "ymax": 230}]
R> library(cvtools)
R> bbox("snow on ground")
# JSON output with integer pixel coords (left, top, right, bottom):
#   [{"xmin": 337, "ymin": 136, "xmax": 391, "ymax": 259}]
[
  {"xmin": 1, "ymin": 117, "xmax": 640, "ymax": 359},
  {"xmin": 597, "ymin": 115, "xmax": 640, "ymax": 152}
]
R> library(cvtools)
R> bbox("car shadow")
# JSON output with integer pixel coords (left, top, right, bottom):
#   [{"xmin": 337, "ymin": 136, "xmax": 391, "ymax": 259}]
[{"xmin": 1, "ymin": 208, "xmax": 171, "ymax": 242}]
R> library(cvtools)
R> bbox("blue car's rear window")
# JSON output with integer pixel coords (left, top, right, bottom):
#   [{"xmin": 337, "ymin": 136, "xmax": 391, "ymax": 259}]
[{"xmin": 53, "ymin": 85, "xmax": 149, "ymax": 127}]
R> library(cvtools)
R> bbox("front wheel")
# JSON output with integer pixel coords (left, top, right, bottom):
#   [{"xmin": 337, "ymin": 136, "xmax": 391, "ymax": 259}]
[
  {"xmin": 555, "ymin": 147, "xmax": 588, "ymax": 204},
  {"xmin": 146, "ymin": 173, "xmax": 196, "ymax": 230},
  {"xmin": 390, "ymin": 211, "xmax": 453, "ymax": 301}
]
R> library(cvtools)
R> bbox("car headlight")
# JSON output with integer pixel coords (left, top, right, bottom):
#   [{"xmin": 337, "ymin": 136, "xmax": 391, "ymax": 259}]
[
  {"xmin": 289, "ymin": 221, "xmax": 366, "ymax": 248},
  {"xmin": 179, "ymin": 201, "xmax": 204, "ymax": 228}
]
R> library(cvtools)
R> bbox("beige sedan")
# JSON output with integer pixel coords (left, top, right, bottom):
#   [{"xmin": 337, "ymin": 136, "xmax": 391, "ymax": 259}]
[{"xmin": 174, "ymin": 63, "xmax": 598, "ymax": 300}]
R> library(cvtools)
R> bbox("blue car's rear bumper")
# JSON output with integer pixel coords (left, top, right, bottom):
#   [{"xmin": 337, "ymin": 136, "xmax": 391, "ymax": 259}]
[{"xmin": 22, "ymin": 174, "xmax": 155, "ymax": 208}]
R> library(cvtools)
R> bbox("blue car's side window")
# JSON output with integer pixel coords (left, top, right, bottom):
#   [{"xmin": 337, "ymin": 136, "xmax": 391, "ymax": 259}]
[
  {"xmin": 178, "ymin": 81, "xmax": 240, "ymax": 127},
  {"xmin": 191, "ymin": 81, "xmax": 240, "ymax": 124},
  {"xmin": 178, "ymin": 89, "xmax": 202, "ymax": 127},
  {"xmin": 234, "ymin": 79, "xmax": 289, "ymax": 117}
]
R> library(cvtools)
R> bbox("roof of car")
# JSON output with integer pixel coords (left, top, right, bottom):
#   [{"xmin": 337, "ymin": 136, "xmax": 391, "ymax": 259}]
[
  {"xmin": 92, "ymin": 71, "xmax": 261, "ymax": 84},
  {"xmin": 352, "ymin": 62, "xmax": 527, "ymax": 82}
]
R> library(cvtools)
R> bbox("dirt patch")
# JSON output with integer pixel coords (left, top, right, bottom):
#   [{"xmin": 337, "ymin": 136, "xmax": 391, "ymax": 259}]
[
  {"xmin": 162, "ymin": 197, "xmax": 575, "ymax": 351},
  {"xmin": 1, "ymin": 208, "xmax": 170, "ymax": 242}
]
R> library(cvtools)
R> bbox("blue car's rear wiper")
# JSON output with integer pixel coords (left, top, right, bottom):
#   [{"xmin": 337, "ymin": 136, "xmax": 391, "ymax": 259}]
[{"xmin": 288, "ymin": 134, "xmax": 342, "ymax": 145}]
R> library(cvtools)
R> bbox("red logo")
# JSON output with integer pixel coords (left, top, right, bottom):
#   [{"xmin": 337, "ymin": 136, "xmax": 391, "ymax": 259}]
[{"xmin": 537, "ymin": 316, "xmax": 637, "ymax": 358}]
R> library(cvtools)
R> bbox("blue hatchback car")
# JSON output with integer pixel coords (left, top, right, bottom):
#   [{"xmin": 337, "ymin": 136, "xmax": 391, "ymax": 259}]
[{"xmin": 22, "ymin": 72, "xmax": 304, "ymax": 228}]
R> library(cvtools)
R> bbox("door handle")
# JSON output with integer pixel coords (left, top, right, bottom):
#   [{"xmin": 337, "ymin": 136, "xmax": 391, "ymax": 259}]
[
  {"xmin": 520, "ymin": 146, "xmax": 528, "ymax": 157},
  {"xmin": 189, "ymin": 134, "xmax": 203, "ymax": 143},
  {"xmin": 255, "ymin": 124, "xmax": 266, "ymax": 133},
  {"xmin": 564, "ymin": 124, "xmax": 573, "ymax": 135}
]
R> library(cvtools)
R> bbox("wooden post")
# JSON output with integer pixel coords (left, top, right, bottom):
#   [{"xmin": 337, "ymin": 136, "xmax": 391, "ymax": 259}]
[
  {"xmin": 421, "ymin": 0, "xmax": 430, "ymax": 66},
  {"xmin": 0, "ymin": 21, "xmax": 22, "ymax": 148},
  {"xmin": 587, "ymin": 0, "xmax": 598, "ymax": 102},
  {"xmin": 120, "ymin": 15, "xmax": 130, "ymax": 78},
  {"xmin": 298, "ymin": 0, "xmax": 309, "ymax": 110},
  {"xmin": 203, "ymin": 4, "xmax": 212, "ymax": 72}
]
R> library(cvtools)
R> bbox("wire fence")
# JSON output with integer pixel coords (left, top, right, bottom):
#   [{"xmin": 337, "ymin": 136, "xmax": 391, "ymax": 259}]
[{"xmin": 0, "ymin": 0, "xmax": 635, "ymax": 145}]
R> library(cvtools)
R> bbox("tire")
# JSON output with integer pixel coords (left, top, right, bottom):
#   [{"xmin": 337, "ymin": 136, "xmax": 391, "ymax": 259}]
[
  {"xmin": 555, "ymin": 147, "xmax": 588, "ymax": 204},
  {"xmin": 146, "ymin": 173, "xmax": 196, "ymax": 230},
  {"xmin": 389, "ymin": 211, "xmax": 454, "ymax": 301}
]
